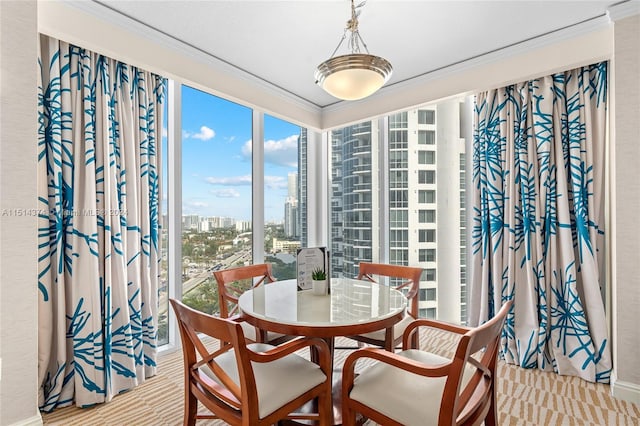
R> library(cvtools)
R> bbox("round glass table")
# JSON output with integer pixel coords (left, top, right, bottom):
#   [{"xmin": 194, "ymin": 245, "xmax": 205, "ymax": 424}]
[
  {"xmin": 238, "ymin": 278, "xmax": 408, "ymax": 424},
  {"xmin": 238, "ymin": 277, "xmax": 407, "ymax": 341}
]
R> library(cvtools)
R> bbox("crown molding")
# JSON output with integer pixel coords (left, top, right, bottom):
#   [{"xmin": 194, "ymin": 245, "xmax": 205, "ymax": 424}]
[
  {"xmin": 57, "ymin": 0, "xmax": 321, "ymax": 118},
  {"xmin": 608, "ymin": 0, "xmax": 640, "ymax": 21}
]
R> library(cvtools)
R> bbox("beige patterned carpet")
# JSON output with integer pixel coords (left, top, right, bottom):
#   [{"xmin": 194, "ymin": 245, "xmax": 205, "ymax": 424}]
[{"xmin": 42, "ymin": 331, "xmax": 640, "ymax": 426}]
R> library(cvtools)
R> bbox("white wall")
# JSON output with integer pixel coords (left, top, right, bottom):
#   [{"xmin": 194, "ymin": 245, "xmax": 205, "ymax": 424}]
[
  {"xmin": 0, "ymin": 1, "xmax": 41, "ymax": 425},
  {"xmin": 612, "ymin": 12, "xmax": 640, "ymax": 404}
]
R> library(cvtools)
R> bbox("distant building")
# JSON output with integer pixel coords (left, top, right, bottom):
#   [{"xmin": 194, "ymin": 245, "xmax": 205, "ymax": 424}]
[
  {"xmin": 272, "ymin": 237, "xmax": 301, "ymax": 254},
  {"xmin": 235, "ymin": 220, "xmax": 252, "ymax": 232},
  {"xmin": 183, "ymin": 214, "xmax": 199, "ymax": 231}
]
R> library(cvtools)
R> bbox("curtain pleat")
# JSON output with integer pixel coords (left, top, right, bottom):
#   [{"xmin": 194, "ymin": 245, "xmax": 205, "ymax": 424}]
[
  {"xmin": 37, "ymin": 35, "xmax": 166, "ymax": 411},
  {"xmin": 470, "ymin": 62, "xmax": 611, "ymax": 383}
]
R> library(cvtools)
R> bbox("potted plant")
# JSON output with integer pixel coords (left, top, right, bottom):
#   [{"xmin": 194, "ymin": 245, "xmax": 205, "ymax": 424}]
[{"xmin": 311, "ymin": 267, "xmax": 328, "ymax": 295}]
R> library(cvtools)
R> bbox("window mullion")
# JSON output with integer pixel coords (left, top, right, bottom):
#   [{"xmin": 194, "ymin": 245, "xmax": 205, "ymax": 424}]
[{"xmin": 252, "ymin": 110, "xmax": 264, "ymax": 264}]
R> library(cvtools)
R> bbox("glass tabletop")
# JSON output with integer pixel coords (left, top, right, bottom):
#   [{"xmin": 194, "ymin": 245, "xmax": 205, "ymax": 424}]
[{"xmin": 238, "ymin": 277, "xmax": 407, "ymax": 328}]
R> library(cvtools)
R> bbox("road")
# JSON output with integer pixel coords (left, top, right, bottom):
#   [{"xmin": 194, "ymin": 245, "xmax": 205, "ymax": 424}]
[{"xmin": 157, "ymin": 247, "xmax": 252, "ymax": 319}]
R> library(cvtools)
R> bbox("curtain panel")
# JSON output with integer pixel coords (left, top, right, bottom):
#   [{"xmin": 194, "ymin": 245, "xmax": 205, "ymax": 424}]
[
  {"xmin": 37, "ymin": 35, "xmax": 166, "ymax": 411},
  {"xmin": 470, "ymin": 62, "xmax": 611, "ymax": 383}
]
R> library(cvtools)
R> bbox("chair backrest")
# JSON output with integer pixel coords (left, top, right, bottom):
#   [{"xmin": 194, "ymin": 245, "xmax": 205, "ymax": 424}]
[
  {"xmin": 357, "ymin": 262, "xmax": 423, "ymax": 317},
  {"xmin": 442, "ymin": 299, "xmax": 513, "ymax": 425},
  {"xmin": 169, "ymin": 298, "xmax": 257, "ymax": 423},
  {"xmin": 213, "ymin": 263, "xmax": 276, "ymax": 318}
]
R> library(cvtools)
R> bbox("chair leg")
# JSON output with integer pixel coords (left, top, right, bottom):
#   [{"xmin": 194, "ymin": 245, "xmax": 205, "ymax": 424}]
[
  {"xmin": 485, "ymin": 389, "xmax": 497, "ymax": 426},
  {"xmin": 318, "ymin": 384, "xmax": 333, "ymax": 426},
  {"xmin": 341, "ymin": 399, "xmax": 356, "ymax": 426},
  {"xmin": 185, "ymin": 389, "xmax": 197, "ymax": 426}
]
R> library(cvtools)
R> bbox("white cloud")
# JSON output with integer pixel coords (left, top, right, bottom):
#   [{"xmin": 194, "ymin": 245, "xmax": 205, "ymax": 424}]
[
  {"xmin": 189, "ymin": 201, "xmax": 208, "ymax": 208},
  {"xmin": 204, "ymin": 175, "xmax": 285, "ymax": 190},
  {"xmin": 265, "ymin": 175, "xmax": 287, "ymax": 190},
  {"xmin": 192, "ymin": 126, "xmax": 215, "ymax": 141},
  {"xmin": 183, "ymin": 126, "xmax": 215, "ymax": 141},
  {"xmin": 242, "ymin": 134, "xmax": 299, "ymax": 168},
  {"xmin": 212, "ymin": 188, "xmax": 240, "ymax": 198},
  {"xmin": 241, "ymin": 139, "xmax": 252, "ymax": 158},
  {"xmin": 182, "ymin": 200, "xmax": 209, "ymax": 214},
  {"xmin": 205, "ymin": 175, "xmax": 252, "ymax": 186}
]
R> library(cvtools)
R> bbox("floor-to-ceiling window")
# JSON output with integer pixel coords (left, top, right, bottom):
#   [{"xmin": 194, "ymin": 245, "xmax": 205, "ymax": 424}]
[
  {"xmin": 262, "ymin": 114, "xmax": 303, "ymax": 280},
  {"xmin": 179, "ymin": 85, "xmax": 253, "ymax": 315},
  {"xmin": 157, "ymin": 85, "xmax": 309, "ymax": 340},
  {"xmin": 159, "ymin": 83, "xmax": 469, "ymax": 351},
  {"xmin": 328, "ymin": 96, "xmax": 469, "ymax": 324}
]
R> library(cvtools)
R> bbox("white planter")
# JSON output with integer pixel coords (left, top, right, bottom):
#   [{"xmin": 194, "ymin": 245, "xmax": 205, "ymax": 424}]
[{"xmin": 312, "ymin": 279, "xmax": 328, "ymax": 296}]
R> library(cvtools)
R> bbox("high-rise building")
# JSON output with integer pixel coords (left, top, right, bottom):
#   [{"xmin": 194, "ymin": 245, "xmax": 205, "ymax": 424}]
[
  {"xmin": 235, "ymin": 220, "xmax": 252, "ymax": 232},
  {"xmin": 298, "ymin": 129, "xmax": 308, "ymax": 247},
  {"xmin": 183, "ymin": 214, "xmax": 200, "ymax": 231},
  {"xmin": 284, "ymin": 172, "xmax": 299, "ymax": 238},
  {"xmin": 328, "ymin": 98, "xmax": 467, "ymax": 324},
  {"xmin": 330, "ymin": 121, "xmax": 378, "ymax": 279}
]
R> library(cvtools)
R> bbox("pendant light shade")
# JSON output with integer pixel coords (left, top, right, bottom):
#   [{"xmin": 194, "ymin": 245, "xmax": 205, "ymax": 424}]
[
  {"xmin": 315, "ymin": 53, "xmax": 392, "ymax": 101},
  {"xmin": 315, "ymin": 0, "xmax": 392, "ymax": 101}
]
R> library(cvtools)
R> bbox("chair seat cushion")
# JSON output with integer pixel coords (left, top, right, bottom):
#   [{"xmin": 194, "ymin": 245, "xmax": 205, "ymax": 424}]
[
  {"xmin": 356, "ymin": 313, "xmax": 415, "ymax": 342},
  {"xmin": 202, "ymin": 343, "xmax": 327, "ymax": 419},
  {"xmin": 240, "ymin": 321, "xmax": 287, "ymax": 343},
  {"xmin": 349, "ymin": 349, "xmax": 473, "ymax": 426}
]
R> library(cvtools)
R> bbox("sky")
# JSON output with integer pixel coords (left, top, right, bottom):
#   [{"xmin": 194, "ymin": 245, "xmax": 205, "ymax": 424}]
[{"xmin": 163, "ymin": 85, "xmax": 301, "ymax": 223}]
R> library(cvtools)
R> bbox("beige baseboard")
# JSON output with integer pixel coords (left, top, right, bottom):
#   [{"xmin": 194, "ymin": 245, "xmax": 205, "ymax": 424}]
[
  {"xmin": 7, "ymin": 414, "xmax": 42, "ymax": 426},
  {"xmin": 611, "ymin": 376, "xmax": 640, "ymax": 406}
]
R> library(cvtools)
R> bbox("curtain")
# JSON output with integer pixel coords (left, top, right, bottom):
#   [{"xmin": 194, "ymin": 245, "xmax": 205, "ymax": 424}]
[
  {"xmin": 37, "ymin": 35, "xmax": 166, "ymax": 411},
  {"xmin": 470, "ymin": 62, "xmax": 611, "ymax": 383}
]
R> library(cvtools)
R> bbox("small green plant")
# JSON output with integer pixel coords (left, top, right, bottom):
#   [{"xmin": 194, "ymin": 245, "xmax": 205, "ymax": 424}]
[{"xmin": 311, "ymin": 267, "xmax": 326, "ymax": 281}]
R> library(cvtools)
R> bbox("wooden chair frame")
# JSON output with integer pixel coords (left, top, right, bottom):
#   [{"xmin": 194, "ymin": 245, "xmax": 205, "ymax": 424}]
[
  {"xmin": 342, "ymin": 300, "xmax": 513, "ymax": 426},
  {"xmin": 346, "ymin": 262, "xmax": 424, "ymax": 350},
  {"xmin": 170, "ymin": 298, "xmax": 333, "ymax": 426},
  {"xmin": 213, "ymin": 263, "xmax": 293, "ymax": 345}
]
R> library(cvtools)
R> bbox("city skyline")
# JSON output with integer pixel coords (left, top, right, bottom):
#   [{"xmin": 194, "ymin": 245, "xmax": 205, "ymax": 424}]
[{"xmin": 173, "ymin": 85, "xmax": 301, "ymax": 222}]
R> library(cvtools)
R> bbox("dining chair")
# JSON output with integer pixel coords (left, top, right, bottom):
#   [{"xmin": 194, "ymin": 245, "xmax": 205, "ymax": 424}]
[
  {"xmin": 341, "ymin": 299, "xmax": 513, "ymax": 426},
  {"xmin": 345, "ymin": 262, "xmax": 424, "ymax": 351},
  {"xmin": 170, "ymin": 298, "xmax": 333, "ymax": 426},
  {"xmin": 213, "ymin": 263, "xmax": 294, "ymax": 345}
]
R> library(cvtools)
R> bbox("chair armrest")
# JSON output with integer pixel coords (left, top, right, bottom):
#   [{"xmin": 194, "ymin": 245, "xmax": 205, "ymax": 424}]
[
  {"xmin": 344, "ymin": 347, "xmax": 452, "ymax": 379},
  {"xmin": 402, "ymin": 318, "xmax": 471, "ymax": 349}
]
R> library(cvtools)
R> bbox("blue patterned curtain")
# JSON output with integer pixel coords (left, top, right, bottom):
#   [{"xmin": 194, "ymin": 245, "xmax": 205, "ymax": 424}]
[
  {"xmin": 37, "ymin": 35, "xmax": 166, "ymax": 411},
  {"xmin": 470, "ymin": 62, "xmax": 611, "ymax": 383}
]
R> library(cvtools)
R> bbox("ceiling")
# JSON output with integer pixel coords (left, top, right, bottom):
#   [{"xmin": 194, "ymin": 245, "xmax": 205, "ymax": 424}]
[{"xmin": 94, "ymin": 0, "xmax": 622, "ymax": 108}]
